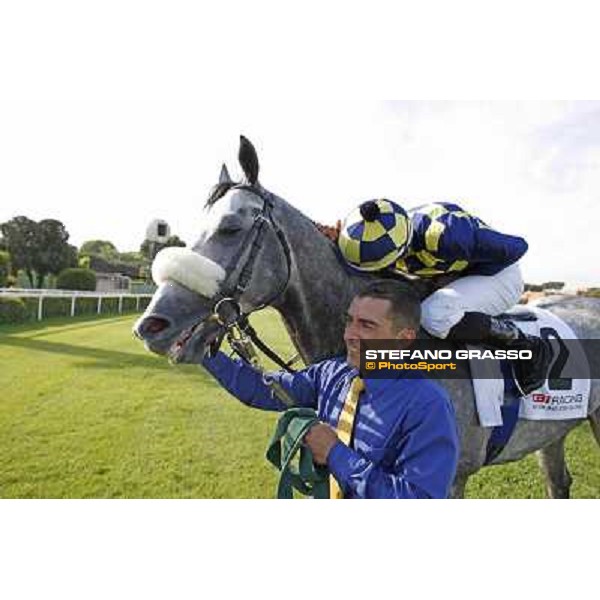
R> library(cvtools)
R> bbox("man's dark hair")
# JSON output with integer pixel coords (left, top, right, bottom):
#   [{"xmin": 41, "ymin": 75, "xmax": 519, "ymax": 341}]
[{"xmin": 355, "ymin": 279, "xmax": 421, "ymax": 331}]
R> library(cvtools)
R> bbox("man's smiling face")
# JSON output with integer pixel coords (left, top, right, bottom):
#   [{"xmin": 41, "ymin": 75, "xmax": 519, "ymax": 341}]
[{"xmin": 343, "ymin": 296, "xmax": 415, "ymax": 368}]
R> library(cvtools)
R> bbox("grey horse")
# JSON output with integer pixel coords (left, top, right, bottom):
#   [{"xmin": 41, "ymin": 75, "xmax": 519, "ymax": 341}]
[{"xmin": 134, "ymin": 136, "xmax": 600, "ymax": 498}]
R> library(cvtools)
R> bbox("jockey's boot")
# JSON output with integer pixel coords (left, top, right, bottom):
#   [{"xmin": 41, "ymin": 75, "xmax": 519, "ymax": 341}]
[
  {"xmin": 448, "ymin": 312, "xmax": 554, "ymax": 396},
  {"xmin": 486, "ymin": 317, "xmax": 554, "ymax": 395}
]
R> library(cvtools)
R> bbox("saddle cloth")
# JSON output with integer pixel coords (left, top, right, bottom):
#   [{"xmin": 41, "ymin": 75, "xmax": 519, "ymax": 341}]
[{"xmin": 470, "ymin": 306, "xmax": 591, "ymax": 427}]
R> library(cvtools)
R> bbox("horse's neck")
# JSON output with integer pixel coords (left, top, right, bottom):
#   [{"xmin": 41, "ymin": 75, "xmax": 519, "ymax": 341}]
[
  {"xmin": 267, "ymin": 198, "xmax": 435, "ymax": 364},
  {"xmin": 271, "ymin": 204, "xmax": 360, "ymax": 363},
  {"xmin": 276, "ymin": 266, "xmax": 354, "ymax": 364}
]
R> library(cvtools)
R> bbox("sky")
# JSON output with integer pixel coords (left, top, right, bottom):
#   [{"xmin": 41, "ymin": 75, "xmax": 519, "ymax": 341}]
[
  {"xmin": 1, "ymin": 5, "xmax": 599, "ymax": 288},
  {"xmin": 2, "ymin": 2, "xmax": 599, "ymax": 580}
]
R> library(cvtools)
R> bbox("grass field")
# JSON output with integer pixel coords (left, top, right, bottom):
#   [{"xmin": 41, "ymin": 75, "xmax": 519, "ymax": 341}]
[{"xmin": 1, "ymin": 310, "xmax": 599, "ymax": 498}]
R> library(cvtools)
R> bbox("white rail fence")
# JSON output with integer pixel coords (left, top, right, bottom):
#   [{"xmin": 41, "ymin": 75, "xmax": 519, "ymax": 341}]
[{"xmin": 0, "ymin": 288, "xmax": 154, "ymax": 321}]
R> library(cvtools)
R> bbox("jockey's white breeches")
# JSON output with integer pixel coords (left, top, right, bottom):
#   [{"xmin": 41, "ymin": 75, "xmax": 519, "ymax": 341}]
[{"xmin": 420, "ymin": 263, "xmax": 524, "ymax": 339}]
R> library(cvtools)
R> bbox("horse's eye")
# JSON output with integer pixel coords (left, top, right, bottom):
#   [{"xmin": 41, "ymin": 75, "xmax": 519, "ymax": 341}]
[
  {"xmin": 218, "ymin": 226, "xmax": 242, "ymax": 236},
  {"xmin": 217, "ymin": 214, "xmax": 244, "ymax": 236}
]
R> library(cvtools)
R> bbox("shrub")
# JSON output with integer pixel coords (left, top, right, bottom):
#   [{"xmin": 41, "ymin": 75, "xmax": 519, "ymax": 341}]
[
  {"xmin": 0, "ymin": 297, "xmax": 28, "ymax": 324},
  {"xmin": 57, "ymin": 268, "xmax": 96, "ymax": 291},
  {"xmin": 579, "ymin": 288, "xmax": 600, "ymax": 298}
]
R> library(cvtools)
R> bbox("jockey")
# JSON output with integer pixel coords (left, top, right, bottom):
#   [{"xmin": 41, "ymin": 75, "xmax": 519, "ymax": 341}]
[{"xmin": 337, "ymin": 199, "xmax": 552, "ymax": 396}]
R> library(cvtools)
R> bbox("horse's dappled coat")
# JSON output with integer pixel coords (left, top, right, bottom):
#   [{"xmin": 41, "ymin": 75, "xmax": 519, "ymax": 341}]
[{"xmin": 135, "ymin": 135, "xmax": 600, "ymax": 499}]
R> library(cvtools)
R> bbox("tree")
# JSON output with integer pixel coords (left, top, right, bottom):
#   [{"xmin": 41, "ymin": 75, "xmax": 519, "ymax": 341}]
[
  {"xmin": 117, "ymin": 251, "xmax": 147, "ymax": 277},
  {"xmin": 579, "ymin": 287, "xmax": 600, "ymax": 298},
  {"xmin": 524, "ymin": 283, "xmax": 543, "ymax": 292},
  {"xmin": 31, "ymin": 219, "xmax": 78, "ymax": 288},
  {"xmin": 0, "ymin": 216, "xmax": 77, "ymax": 288},
  {"xmin": 80, "ymin": 242, "xmax": 149, "ymax": 280},
  {"xmin": 118, "ymin": 251, "xmax": 145, "ymax": 264},
  {"xmin": 80, "ymin": 240, "xmax": 120, "ymax": 261},
  {"xmin": 0, "ymin": 251, "xmax": 11, "ymax": 287},
  {"xmin": 140, "ymin": 234, "xmax": 186, "ymax": 260},
  {"xmin": 541, "ymin": 281, "xmax": 565, "ymax": 291},
  {"xmin": 0, "ymin": 216, "xmax": 39, "ymax": 286}
]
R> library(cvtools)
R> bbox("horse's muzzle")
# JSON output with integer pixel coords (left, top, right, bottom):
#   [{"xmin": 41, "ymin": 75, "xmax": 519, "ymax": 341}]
[
  {"xmin": 133, "ymin": 311, "xmax": 223, "ymax": 363},
  {"xmin": 134, "ymin": 316, "xmax": 172, "ymax": 338}
]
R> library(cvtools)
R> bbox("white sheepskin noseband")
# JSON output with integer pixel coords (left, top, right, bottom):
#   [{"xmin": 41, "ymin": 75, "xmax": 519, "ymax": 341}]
[{"xmin": 151, "ymin": 247, "xmax": 226, "ymax": 298}]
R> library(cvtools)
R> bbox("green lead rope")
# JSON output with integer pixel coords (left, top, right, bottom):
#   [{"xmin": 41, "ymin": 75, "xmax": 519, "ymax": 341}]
[{"xmin": 265, "ymin": 408, "xmax": 330, "ymax": 499}]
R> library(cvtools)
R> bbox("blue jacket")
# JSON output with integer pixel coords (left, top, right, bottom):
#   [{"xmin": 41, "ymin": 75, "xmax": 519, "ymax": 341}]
[
  {"xmin": 202, "ymin": 352, "xmax": 460, "ymax": 499},
  {"xmin": 393, "ymin": 202, "xmax": 528, "ymax": 278}
]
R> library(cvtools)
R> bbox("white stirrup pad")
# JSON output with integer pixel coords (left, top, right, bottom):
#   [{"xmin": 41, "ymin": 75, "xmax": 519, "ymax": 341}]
[{"xmin": 151, "ymin": 247, "xmax": 226, "ymax": 298}]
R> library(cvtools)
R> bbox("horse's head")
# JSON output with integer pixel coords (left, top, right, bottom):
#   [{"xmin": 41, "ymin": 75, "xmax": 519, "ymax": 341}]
[{"xmin": 133, "ymin": 136, "xmax": 291, "ymax": 363}]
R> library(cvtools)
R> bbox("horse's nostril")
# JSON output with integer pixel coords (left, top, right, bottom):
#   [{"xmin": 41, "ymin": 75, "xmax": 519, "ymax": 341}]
[{"xmin": 141, "ymin": 316, "xmax": 171, "ymax": 336}]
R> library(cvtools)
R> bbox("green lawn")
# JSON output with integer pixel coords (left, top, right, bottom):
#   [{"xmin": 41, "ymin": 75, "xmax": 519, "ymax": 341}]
[{"xmin": 1, "ymin": 311, "xmax": 598, "ymax": 498}]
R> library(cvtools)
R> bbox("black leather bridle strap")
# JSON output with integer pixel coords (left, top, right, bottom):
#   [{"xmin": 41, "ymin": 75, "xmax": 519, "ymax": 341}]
[
  {"xmin": 214, "ymin": 185, "xmax": 291, "ymax": 308},
  {"xmin": 208, "ymin": 184, "xmax": 296, "ymax": 372}
]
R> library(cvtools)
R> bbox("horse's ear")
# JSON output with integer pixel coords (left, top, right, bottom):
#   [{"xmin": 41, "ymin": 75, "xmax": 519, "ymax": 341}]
[
  {"xmin": 219, "ymin": 163, "xmax": 232, "ymax": 184},
  {"xmin": 238, "ymin": 135, "xmax": 260, "ymax": 184}
]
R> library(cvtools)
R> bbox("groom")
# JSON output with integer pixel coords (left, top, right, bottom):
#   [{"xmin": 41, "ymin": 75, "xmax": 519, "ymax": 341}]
[{"xmin": 201, "ymin": 280, "xmax": 460, "ymax": 499}]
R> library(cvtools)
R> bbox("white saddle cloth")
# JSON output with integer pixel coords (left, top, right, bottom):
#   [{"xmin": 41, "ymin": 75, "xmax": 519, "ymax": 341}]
[{"xmin": 470, "ymin": 307, "xmax": 591, "ymax": 427}]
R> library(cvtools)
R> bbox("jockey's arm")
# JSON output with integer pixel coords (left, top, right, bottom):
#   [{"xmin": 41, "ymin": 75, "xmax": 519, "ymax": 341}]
[
  {"xmin": 201, "ymin": 351, "xmax": 319, "ymax": 412},
  {"xmin": 473, "ymin": 228, "xmax": 528, "ymax": 275},
  {"xmin": 438, "ymin": 214, "xmax": 528, "ymax": 276}
]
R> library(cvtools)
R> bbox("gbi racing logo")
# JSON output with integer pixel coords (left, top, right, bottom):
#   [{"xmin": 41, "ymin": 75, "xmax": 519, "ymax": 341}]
[{"xmin": 532, "ymin": 393, "xmax": 551, "ymax": 404}]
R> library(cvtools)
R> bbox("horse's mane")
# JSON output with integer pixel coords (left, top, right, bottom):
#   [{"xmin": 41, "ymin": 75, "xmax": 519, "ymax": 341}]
[
  {"xmin": 313, "ymin": 220, "xmax": 341, "ymax": 243},
  {"xmin": 206, "ymin": 182, "xmax": 342, "ymax": 250},
  {"xmin": 203, "ymin": 181, "xmax": 435, "ymax": 299}
]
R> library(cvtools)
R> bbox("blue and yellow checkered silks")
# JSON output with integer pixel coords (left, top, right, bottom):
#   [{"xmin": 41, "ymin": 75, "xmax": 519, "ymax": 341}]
[
  {"xmin": 339, "ymin": 200, "xmax": 528, "ymax": 278},
  {"xmin": 338, "ymin": 199, "xmax": 413, "ymax": 271},
  {"xmin": 394, "ymin": 202, "xmax": 476, "ymax": 278},
  {"xmin": 392, "ymin": 202, "xmax": 528, "ymax": 278}
]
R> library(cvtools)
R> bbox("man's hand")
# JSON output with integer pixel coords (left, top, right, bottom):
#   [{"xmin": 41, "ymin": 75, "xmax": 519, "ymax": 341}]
[{"xmin": 304, "ymin": 423, "xmax": 339, "ymax": 465}]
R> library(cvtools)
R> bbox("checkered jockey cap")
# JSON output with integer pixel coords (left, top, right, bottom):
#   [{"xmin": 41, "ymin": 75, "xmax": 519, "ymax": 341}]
[{"xmin": 338, "ymin": 199, "xmax": 412, "ymax": 271}]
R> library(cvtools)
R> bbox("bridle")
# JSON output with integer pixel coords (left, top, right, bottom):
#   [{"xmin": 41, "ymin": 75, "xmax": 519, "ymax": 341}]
[
  {"xmin": 201, "ymin": 184, "xmax": 299, "ymax": 373},
  {"xmin": 212, "ymin": 184, "xmax": 291, "ymax": 313}
]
